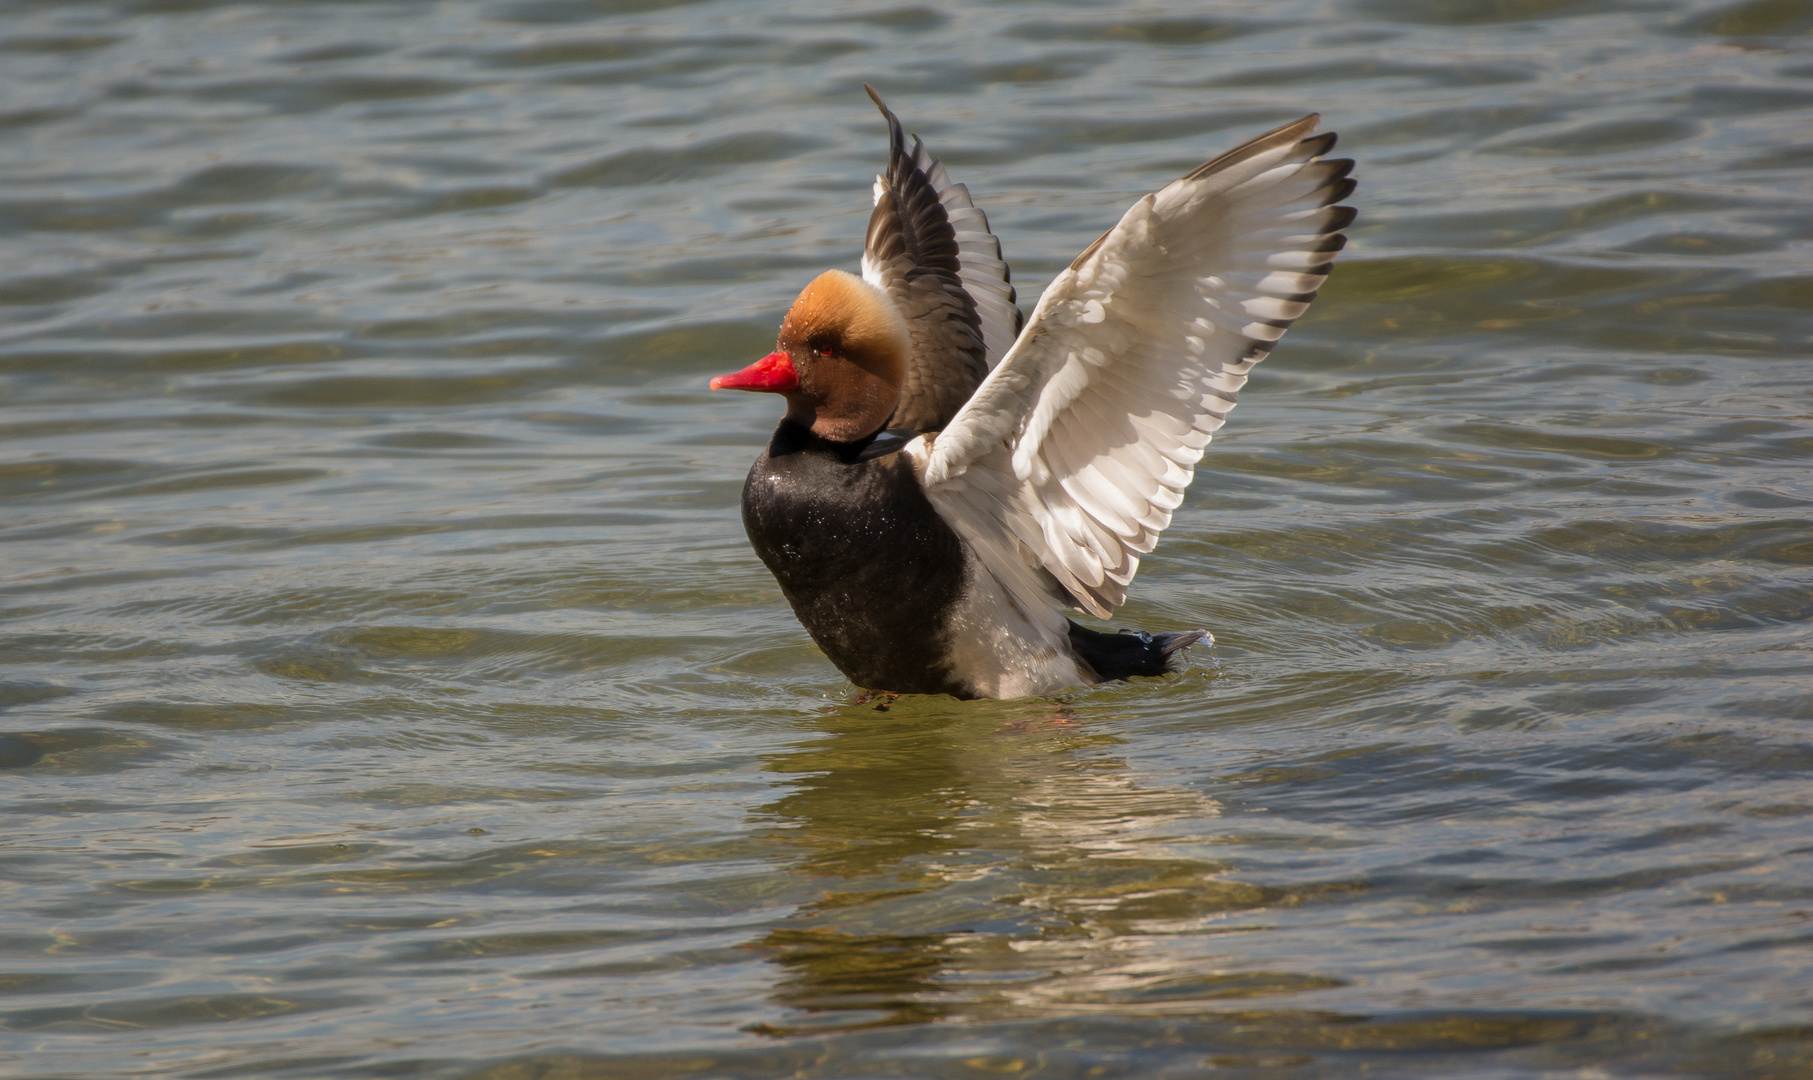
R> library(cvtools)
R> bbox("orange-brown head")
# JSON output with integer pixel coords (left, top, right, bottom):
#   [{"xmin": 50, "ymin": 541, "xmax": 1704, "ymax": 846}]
[{"xmin": 711, "ymin": 270, "xmax": 909, "ymax": 443}]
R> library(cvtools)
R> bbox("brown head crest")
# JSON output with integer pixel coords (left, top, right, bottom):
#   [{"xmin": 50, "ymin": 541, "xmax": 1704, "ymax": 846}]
[{"xmin": 777, "ymin": 270, "xmax": 910, "ymax": 442}]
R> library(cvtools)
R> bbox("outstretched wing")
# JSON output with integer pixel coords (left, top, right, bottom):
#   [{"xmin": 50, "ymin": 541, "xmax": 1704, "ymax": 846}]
[
  {"xmin": 860, "ymin": 84, "xmax": 1022, "ymax": 433},
  {"xmin": 920, "ymin": 115, "xmax": 1355, "ymax": 620}
]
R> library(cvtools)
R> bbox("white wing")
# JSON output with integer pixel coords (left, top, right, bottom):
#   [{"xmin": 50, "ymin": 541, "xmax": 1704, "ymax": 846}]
[{"xmin": 921, "ymin": 115, "xmax": 1354, "ymax": 621}]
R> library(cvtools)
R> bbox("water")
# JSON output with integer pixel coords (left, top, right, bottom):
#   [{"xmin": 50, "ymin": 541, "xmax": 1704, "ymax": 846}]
[{"xmin": 2, "ymin": 1, "xmax": 1810, "ymax": 1076}]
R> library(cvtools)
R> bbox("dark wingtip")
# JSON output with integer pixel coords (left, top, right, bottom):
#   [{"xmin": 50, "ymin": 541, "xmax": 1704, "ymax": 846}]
[
  {"xmin": 863, "ymin": 83, "xmax": 908, "ymax": 162},
  {"xmin": 1182, "ymin": 114, "xmax": 1324, "ymax": 183},
  {"xmin": 1302, "ymin": 131, "xmax": 1339, "ymax": 158}
]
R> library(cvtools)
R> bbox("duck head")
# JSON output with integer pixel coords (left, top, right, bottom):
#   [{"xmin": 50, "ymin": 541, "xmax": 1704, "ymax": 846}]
[{"xmin": 711, "ymin": 269, "xmax": 909, "ymax": 443}]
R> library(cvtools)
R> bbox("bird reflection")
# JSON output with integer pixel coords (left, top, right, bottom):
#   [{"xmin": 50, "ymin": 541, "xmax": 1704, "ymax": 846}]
[{"xmin": 744, "ymin": 694, "xmax": 1339, "ymax": 1037}]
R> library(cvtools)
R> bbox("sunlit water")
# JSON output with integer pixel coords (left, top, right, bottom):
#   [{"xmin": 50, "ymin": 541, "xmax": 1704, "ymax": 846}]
[{"xmin": 3, "ymin": 1, "xmax": 1811, "ymax": 1077}]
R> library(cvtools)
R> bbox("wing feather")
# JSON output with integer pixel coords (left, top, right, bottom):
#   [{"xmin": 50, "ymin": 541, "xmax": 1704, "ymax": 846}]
[
  {"xmin": 923, "ymin": 115, "xmax": 1355, "ymax": 621},
  {"xmin": 860, "ymin": 86, "xmax": 1024, "ymax": 432}
]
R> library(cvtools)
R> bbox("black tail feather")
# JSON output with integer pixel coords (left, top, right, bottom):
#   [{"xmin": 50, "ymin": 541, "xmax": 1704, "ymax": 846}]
[{"xmin": 1067, "ymin": 621, "xmax": 1208, "ymax": 682}]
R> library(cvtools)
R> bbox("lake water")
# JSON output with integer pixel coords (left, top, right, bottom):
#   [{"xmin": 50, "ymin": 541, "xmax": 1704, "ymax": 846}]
[{"xmin": 3, "ymin": 1, "xmax": 1811, "ymax": 1077}]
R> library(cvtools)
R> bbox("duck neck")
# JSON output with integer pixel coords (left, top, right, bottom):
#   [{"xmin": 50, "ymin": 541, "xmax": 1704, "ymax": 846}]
[{"xmin": 771, "ymin": 419, "xmax": 885, "ymax": 464}]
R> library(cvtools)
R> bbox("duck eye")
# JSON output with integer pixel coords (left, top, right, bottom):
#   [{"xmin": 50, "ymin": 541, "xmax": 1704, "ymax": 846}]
[{"xmin": 816, "ymin": 344, "xmax": 834, "ymax": 356}]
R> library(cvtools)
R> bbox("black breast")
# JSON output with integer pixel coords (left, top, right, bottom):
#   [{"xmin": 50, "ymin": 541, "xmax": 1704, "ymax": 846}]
[{"xmin": 741, "ymin": 422, "xmax": 970, "ymax": 697}]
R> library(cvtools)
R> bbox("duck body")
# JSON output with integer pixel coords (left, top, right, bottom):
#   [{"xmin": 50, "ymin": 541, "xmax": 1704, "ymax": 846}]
[
  {"xmin": 743, "ymin": 423, "xmax": 1200, "ymax": 699},
  {"xmin": 714, "ymin": 87, "xmax": 1355, "ymax": 700},
  {"xmin": 742, "ymin": 422, "xmax": 972, "ymax": 697}
]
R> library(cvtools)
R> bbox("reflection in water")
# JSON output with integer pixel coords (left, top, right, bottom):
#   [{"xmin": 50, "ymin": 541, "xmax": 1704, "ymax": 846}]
[{"xmin": 748, "ymin": 697, "xmax": 1351, "ymax": 1037}]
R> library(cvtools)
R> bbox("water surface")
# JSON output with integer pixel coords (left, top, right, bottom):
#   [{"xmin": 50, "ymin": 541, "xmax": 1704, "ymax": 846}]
[{"xmin": 2, "ymin": 1, "xmax": 1811, "ymax": 1077}]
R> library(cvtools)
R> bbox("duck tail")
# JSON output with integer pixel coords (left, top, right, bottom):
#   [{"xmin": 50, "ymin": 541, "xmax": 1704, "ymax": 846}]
[{"xmin": 1067, "ymin": 621, "xmax": 1210, "ymax": 682}]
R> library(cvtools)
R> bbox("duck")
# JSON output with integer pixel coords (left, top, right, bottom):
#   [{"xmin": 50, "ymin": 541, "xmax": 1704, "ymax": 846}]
[{"xmin": 712, "ymin": 86, "xmax": 1354, "ymax": 700}]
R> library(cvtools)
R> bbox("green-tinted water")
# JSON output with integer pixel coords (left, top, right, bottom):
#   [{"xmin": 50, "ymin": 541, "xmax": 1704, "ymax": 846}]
[{"xmin": 2, "ymin": 1, "xmax": 1810, "ymax": 1077}]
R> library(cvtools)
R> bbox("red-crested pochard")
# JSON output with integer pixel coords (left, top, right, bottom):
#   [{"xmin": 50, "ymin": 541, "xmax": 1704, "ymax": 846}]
[{"xmin": 713, "ymin": 87, "xmax": 1354, "ymax": 699}]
